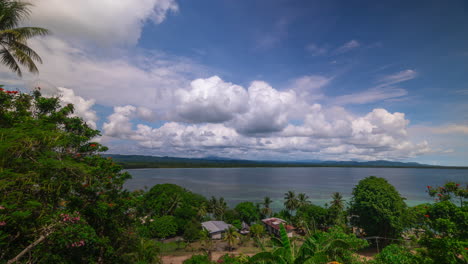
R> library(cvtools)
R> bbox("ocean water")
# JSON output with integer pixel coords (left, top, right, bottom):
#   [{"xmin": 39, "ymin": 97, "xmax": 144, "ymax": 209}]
[{"xmin": 124, "ymin": 167, "xmax": 467, "ymax": 209}]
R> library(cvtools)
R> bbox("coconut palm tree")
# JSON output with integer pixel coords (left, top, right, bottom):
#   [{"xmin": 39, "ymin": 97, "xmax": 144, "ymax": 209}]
[
  {"xmin": 224, "ymin": 226, "xmax": 240, "ymax": 251},
  {"xmin": 329, "ymin": 192, "xmax": 346, "ymax": 226},
  {"xmin": 0, "ymin": 0, "xmax": 49, "ymax": 77},
  {"xmin": 261, "ymin": 196, "xmax": 273, "ymax": 217},
  {"xmin": 197, "ymin": 203, "xmax": 207, "ymax": 219},
  {"xmin": 330, "ymin": 192, "xmax": 344, "ymax": 211},
  {"xmin": 297, "ymin": 193, "xmax": 311, "ymax": 208},
  {"xmin": 207, "ymin": 196, "xmax": 217, "ymax": 215},
  {"xmin": 215, "ymin": 197, "xmax": 227, "ymax": 220},
  {"xmin": 165, "ymin": 193, "xmax": 182, "ymax": 215},
  {"xmin": 284, "ymin": 191, "xmax": 299, "ymax": 214}
]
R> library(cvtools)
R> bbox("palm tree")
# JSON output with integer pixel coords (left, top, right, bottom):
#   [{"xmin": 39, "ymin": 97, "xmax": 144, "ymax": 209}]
[
  {"xmin": 197, "ymin": 203, "xmax": 207, "ymax": 219},
  {"xmin": 297, "ymin": 193, "xmax": 311, "ymax": 208},
  {"xmin": 261, "ymin": 196, "xmax": 273, "ymax": 217},
  {"xmin": 329, "ymin": 192, "xmax": 345, "ymax": 226},
  {"xmin": 330, "ymin": 192, "xmax": 344, "ymax": 211},
  {"xmin": 284, "ymin": 191, "xmax": 298, "ymax": 214},
  {"xmin": 215, "ymin": 197, "xmax": 227, "ymax": 220},
  {"xmin": 0, "ymin": 0, "xmax": 49, "ymax": 77},
  {"xmin": 165, "ymin": 194, "xmax": 182, "ymax": 215},
  {"xmin": 207, "ymin": 196, "xmax": 227, "ymax": 220},
  {"xmin": 122, "ymin": 237, "xmax": 161, "ymax": 264},
  {"xmin": 224, "ymin": 226, "xmax": 240, "ymax": 251},
  {"xmin": 249, "ymin": 224, "xmax": 352, "ymax": 264},
  {"xmin": 207, "ymin": 196, "xmax": 217, "ymax": 215}
]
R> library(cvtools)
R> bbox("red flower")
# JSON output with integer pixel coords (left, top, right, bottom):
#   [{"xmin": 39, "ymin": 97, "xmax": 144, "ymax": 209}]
[
  {"xmin": 427, "ymin": 186, "xmax": 431, "ymax": 189},
  {"xmin": 0, "ymin": 88, "xmax": 4, "ymax": 91},
  {"xmin": 424, "ymin": 214, "xmax": 430, "ymax": 218},
  {"xmin": 456, "ymin": 184, "xmax": 460, "ymax": 187},
  {"xmin": 437, "ymin": 193, "xmax": 442, "ymax": 197},
  {"xmin": 90, "ymin": 144, "xmax": 97, "ymax": 147}
]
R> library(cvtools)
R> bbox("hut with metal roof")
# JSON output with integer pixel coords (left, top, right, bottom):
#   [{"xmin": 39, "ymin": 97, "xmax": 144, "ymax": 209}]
[
  {"xmin": 261, "ymin": 217, "xmax": 295, "ymax": 237},
  {"xmin": 201, "ymin": 221, "xmax": 232, "ymax": 239}
]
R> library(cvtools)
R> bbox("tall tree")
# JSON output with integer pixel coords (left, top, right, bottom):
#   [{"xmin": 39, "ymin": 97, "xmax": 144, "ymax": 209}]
[
  {"xmin": 0, "ymin": 0, "xmax": 49, "ymax": 76},
  {"xmin": 261, "ymin": 196, "xmax": 273, "ymax": 217},
  {"xmin": 224, "ymin": 226, "xmax": 240, "ymax": 251},
  {"xmin": 297, "ymin": 193, "xmax": 311, "ymax": 208},
  {"xmin": 328, "ymin": 192, "xmax": 346, "ymax": 226},
  {"xmin": 0, "ymin": 89, "xmax": 141, "ymax": 263},
  {"xmin": 284, "ymin": 191, "xmax": 299, "ymax": 214},
  {"xmin": 349, "ymin": 176, "xmax": 407, "ymax": 240}
]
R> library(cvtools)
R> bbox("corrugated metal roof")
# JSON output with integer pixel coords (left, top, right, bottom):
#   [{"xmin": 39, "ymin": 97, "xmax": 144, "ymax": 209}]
[
  {"xmin": 262, "ymin": 217, "xmax": 295, "ymax": 231},
  {"xmin": 201, "ymin": 221, "xmax": 232, "ymax": 234}
]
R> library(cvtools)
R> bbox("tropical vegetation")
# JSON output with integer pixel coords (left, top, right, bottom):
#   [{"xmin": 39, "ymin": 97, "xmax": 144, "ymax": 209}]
[{"xmin": 1, "ymin": 88, "xmax": 467, "ymax": 264}]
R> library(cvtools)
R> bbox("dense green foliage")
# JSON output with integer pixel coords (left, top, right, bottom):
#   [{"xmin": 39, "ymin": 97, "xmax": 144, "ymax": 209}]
[
  {"xmin": 0, "ymin": 90, "xmax": 155, "ymax": 263},
  {"xmin": 371, "ymin": 244, "xmax": 427, "ymax": 264},
  {"xmin": 139, "ymin": 183, "xmax": 206, "ymax": 238},
  {"xmin": 349, "ymin": 176, "xmax": 407, "ymax": 239},
  {"xmin": 234, "ymin": 202, "xmax": 260, "ymax": 224},
  {"xmin": 249, "ymin": 224, "xmax": 367, "ymax": 264}
]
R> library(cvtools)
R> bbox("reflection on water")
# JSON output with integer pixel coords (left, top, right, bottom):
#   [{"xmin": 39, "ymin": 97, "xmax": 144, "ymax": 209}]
[{"xmin": 124, "ymin": 167, "xmax": 467, "ymax": 209}]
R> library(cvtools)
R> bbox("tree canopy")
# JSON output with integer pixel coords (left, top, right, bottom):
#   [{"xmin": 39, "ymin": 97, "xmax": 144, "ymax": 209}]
[
  {"xmin": 349, "ymin": 176, "xmax": 407, "ymax": 239},
  {"xmin": 0, "ymin": 89, "xmax": 151, "ymax": 263}
]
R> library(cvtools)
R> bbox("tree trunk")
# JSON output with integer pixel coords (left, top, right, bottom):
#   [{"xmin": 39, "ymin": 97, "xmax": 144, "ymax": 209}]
[{"xmin": 7, "ymin": 234, "xmax": 48, "ymax": 264}]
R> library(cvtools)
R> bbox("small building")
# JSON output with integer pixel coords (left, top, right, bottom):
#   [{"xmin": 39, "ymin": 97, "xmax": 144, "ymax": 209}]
[
  {"xmin": 240, "ymin": 222, "xmax": 250, "ymax": 235},
  {"xmin": 262, "ymin": 217, "xmax": 295, "ymax": 237},
  {"xmin": 201, "ymin": 221, "xmax": 232, "ymax": 239}
]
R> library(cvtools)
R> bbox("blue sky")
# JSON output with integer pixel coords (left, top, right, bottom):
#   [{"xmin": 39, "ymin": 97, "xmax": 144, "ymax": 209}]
[{"xmin": 1, "ymin": 0, "xmax": 467, "ymax": 165}]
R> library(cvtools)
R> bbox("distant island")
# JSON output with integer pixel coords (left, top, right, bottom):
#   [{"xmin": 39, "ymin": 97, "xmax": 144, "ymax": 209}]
[{"xmin": 105, "ymin": 154, "xmax": 468, "ymax": 169}]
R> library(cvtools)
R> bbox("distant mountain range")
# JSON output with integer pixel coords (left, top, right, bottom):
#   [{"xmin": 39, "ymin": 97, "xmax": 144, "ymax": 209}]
[{"xmin": 104, "ymin": 154, "xmax": 466, "ymax": 169}]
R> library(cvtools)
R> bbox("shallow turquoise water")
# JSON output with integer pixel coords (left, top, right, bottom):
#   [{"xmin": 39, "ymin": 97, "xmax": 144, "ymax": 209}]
[{"xmin": 124, "ymin": 167, "xmax": 467, "ymax": 209}]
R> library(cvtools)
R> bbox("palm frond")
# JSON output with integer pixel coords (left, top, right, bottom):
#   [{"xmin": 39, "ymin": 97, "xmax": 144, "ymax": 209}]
[
  {"xmin": 4, "ymin": 27, "xmax": 50, "ymax": 39},
  {"xmin": 0, "ymin": 47, "xmax": 21, "ymax": 76},
  {"xmin": 12, "ymin": 46, "xmax": 39, "ymax": 74},
  {"xmin": 11, "ymin": 40, "xmax": 42, "ymax": 63},
  {"xmin": 0, "ymin": 1, "xmax": 32, "ymax": 30}
]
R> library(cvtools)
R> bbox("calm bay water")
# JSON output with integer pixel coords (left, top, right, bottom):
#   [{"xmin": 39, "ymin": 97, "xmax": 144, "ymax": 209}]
[{"xmin": 124, "ymin": 167, "xmax": 467, "ymax": 209}]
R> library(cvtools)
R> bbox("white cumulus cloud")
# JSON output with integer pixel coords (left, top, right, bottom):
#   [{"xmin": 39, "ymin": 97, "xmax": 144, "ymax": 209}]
[
  {"xmin": 28, "ymin": 0, "xmax": 178, "ymax": 46},
  {"xmin": 176, "ymin": 76, "xmax": 249, "ymax": 123},
  {"xmin": 57, "ymin": 87, "xmax": 98, "ymax": 129}
]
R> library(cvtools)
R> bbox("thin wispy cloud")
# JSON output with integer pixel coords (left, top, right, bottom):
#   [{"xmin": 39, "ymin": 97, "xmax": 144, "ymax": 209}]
[
  {"xmin": 332, "ymin": 69, "xmax": 417, "ymax": 105},
  {"xmin": 432, "ymin": 125, "xmax": 468, "ymax": 134},
  {"xmin": 255, "ymin": 17, "xmax": 290, "ymax": 50},
  {"xmin": 335, "ymin": 39, "xmax": 360, "ymax": 54},
  {"xmin": 305, "ymin": 43, "xmax": 328, "ymax": 56}
]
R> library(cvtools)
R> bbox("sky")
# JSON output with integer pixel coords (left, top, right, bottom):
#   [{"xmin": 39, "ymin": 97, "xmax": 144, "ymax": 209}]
[{"xmin": 1, "ymin": 0, "xmax": 467, "ymax": 165}]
